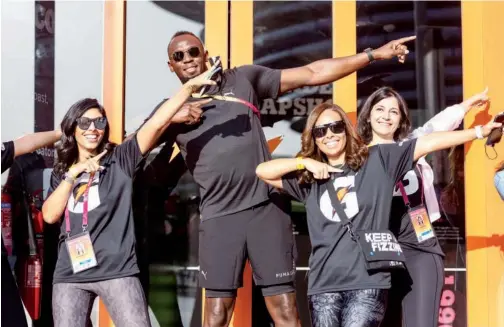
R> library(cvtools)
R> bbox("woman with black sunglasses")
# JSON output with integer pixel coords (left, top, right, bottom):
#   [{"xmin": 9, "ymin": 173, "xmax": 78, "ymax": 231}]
[
  {"xmin": 41, "ymin": 72, "xmax": 215, "ymax": 327},
  {"xmin": 255, "ymin": 101, "xmax": 502, "ymax": 327}
]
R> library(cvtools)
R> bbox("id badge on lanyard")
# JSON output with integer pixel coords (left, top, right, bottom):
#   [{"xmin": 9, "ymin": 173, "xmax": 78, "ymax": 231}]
[
  {"xmin": 64, "ymin": 173, "xmax": 98, "ymax": 274},
  {"xmin": 397, "ymin": 179, "xmax": 435, "ymax": 243}
]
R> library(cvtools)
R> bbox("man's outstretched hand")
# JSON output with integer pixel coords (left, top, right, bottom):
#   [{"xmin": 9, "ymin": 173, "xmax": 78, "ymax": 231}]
[{"xmin": 373, "ymin": 35, "xmax": 416, "ymax": 63}]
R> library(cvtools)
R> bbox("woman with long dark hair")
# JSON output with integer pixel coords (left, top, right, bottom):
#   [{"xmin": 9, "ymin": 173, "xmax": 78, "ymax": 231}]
[
  {"xmin": 356, "ymin": 86, "xmax": 488, "ymax": 327},
  {"xmin": 41, "ymin": 72, "xmax": 214, "ymax": 327},
  {"xmin": 255, "ymin": 101, "xmax": 501, "ymax": 327}
]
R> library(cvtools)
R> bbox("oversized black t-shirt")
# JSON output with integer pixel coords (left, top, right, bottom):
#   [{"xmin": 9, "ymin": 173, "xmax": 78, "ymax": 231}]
[
  {"xmin": 390, "ymin": 166, "xmax": 444, "ymax": 256},
  {"xmin": 282, "ymin": 140, "xmax": 417, "ymax": 295},
  {"xmin": 155, "ymin": 65, "xmax": 281, "ymax": 220},
  {"xmin": 48, "ymin": 136, "xmax": 144, "ymax": 283},
  {"xmin": 1, "ymin": 141, "xmax": 15, "ymax": 174}
]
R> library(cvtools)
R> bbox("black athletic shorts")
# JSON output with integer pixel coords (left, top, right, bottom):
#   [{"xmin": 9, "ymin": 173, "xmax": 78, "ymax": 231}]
[{"xmin": 198, "ymin": 197, "xmax": 296, "ymax": 296}]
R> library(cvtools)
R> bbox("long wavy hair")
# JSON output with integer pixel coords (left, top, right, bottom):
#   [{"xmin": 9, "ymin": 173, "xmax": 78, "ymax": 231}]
[
  {"xmin": 296, "ymin": 102, "xmax": 369, "ymax": 185},
  {"xmin": 357, "ymin": 86, "xmax": 411, "ymax": 144},
  {"xmin": 53, "ymin": 98, "xmax": 115, "ymax": 177}
]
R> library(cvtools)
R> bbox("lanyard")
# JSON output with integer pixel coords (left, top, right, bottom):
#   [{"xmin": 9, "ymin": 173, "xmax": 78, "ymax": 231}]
[
  {"xmin": 65, "ymin": 173, "xmax": 94, "ymax": 236},
  {"xmin": 396, "ymin": 166, "xmax": 424, "ymax": 208},
  {"xmin": 193, "ymin": 94, "xmax": 261, "ymax": 119}
]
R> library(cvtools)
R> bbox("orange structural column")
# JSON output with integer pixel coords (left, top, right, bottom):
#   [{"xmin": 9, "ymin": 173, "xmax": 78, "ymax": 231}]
[
  {"xmin": 461, "ymin": 2, "xmax": 504, "ymax": 327},
  {"xmin": 99, "ymin": 0, "xmax": 126, "ymax": 326},
  {"xmin": 201, "ymin": 0, "xmax": 231, "ymax": 324},
  {"xmin": 332, "ymin": 0, "xmax": 357, "ymax": 124},
  {"xmin": 227, "ymin": 2, "xmax": 254, "ymax": 326}
]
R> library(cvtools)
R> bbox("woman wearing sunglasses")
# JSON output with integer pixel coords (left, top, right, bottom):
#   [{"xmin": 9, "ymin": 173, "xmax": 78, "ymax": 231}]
[
  {"xmin": 41, "ymin": 72, "xmax": 215, "ymax": 327},
  {"xmin": 356, "ymin": 87, "xmax": 489, "ymax": 327},
  {"xmin": 255, "ymin": 101, "xmax": 501, "ymax": 327}
]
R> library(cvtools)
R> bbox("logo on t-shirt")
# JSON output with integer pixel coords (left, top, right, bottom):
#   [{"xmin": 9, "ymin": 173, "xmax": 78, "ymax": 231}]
[
  {"xmin": 392, "ymin": 170, "xmax": 419, "ymax": 197},
  {"xmin": 320, "ymin": 175, "xmax": 359, "ymax": 222},
  {"xmin": 67, "ymin": 172, "xmax": 101, "ymax": 213}
]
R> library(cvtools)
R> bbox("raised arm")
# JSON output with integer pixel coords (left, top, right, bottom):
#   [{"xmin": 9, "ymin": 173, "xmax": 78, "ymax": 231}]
[
  {"xmin": 410, "ymin": 88, "xmax": 490, "ymax": 138},
  {"xmin": 42, "ymin": 150, "xmax": 108, "ymax": 224},
  {"xmin": 12, "ymin": 130, "xmax": 62, "ymax": 157},
  {"xmin": 135, "ymin": 70, "xmax": 216, "ymax": 155},
  {"xmin": 413, "ymin": 119, "xmax": 503, "ymax": 161},
  {"xmin": 256, "ymin": 157, "xmax": 341, "ymax": 189},
  {"xmin": 279, "ymin": 36, "xmax": 415, "ymax": 94}
]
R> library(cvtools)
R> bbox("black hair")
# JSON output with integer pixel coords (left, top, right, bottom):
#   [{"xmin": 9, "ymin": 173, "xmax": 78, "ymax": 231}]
[
  {"xmin": 167, "ymin": 30, "xmax": 204, "ymax": 54},
  {"xmin": 53, "ymin": 98, "xmax": 115, "ymax": 177}
]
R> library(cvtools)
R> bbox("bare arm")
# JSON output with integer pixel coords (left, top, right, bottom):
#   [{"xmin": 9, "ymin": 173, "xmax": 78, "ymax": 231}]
[
  {"xmin": 42, "ymin": 180, "xmax": 73, "ymax": 224},
  {"xmin": 13, "ymin": 130, "xmax": 62, "ymax": 157},
  {"xmin": 256, "ymin": 158, "xmax": 300, "ymax": 189},
  {"xmin": 256, "ymin": 158, "xmax": 341, "ymax": 189},
  {"xmin": 414, "ymin": 120, "xmax": 503, "ymax": 161},
  {"xmin": 279, "ymin": 36, "xmax": 416, "ymax": 94},
  {"xmin": 42, "ymin": 150, "xmax": 108, "ymax": 223},
  {"xmin": 409, "ymin": 88, "xmax": 489, "ymax": 138},
  {"xmin": 136, "ymin": 86, "xmax": 212, "ymax": 155},
  {"xmin": 135, "ymin": 68, "xmax": 216, "ymax": 155}
]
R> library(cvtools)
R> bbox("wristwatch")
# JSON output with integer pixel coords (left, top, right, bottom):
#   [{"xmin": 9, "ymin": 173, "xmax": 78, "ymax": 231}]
[{"xmin": 364, "ymin": 48, "xmax": 375, "ymax": 63}]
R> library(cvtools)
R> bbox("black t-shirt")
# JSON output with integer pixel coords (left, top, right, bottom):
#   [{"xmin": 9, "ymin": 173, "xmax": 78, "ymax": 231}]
[
  {"xmin": 281, "ymin": 140, "xmax": 417, "ymax": 295},
  {"xmin": 1, "ymin": 141, "xmax": 15, "ymax": 174},
  {"xmin": 49, "ymin": 137, "xmax": 144, "ymax": 283},
  {"xmin": 154, "ymin": 65, "xmax": 281, "ymax": 220},
  {"xmin": 390, "ymin": 166, "xmax": 444, "ymax": 256}
]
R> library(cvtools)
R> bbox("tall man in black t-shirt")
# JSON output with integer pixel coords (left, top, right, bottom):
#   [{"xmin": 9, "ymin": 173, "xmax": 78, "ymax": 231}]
[
  {"xmin": 1, "ymin": 130, "xmax": 61, "ymax": 327},
  {"xmin": 145, "ymin": 31, "xmax": 415, "ymax": 326}
]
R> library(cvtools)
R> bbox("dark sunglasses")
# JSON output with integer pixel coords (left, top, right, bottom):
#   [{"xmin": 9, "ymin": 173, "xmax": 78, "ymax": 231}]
[
  {"xmin": 312, "ymin": 120, "xmax": 345, "ymax": 138},
  {"xmin": 172, "ymin": 47, "xmax": 201, "ymax": 62},
  {"xmin": 76, "ymin": 117, "xmax": 108, "ymax": 130}
]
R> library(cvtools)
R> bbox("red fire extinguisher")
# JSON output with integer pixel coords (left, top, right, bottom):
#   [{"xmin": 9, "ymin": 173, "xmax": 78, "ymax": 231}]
[
  {"xmin": 18, "ymin": 171, "xmax": 42, "ymax": 321},
  {"xmin": 31, "ymin": 189, "xmax": 45, "ymax": 265},
  {"xmin": 1, "ymin": 189, "xmax": 14, "ymax": 256}
]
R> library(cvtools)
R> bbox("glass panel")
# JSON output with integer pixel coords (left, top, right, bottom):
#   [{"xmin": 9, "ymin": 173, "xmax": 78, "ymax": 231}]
[
  {"xmin": 253, "ymin": 1, "xmax": 332, "ymax": 325},
  {"xmin": 356, "ymin": 1, "xmax": 466, "ymax": 326},
  {"xmin": 2, "ymin": 2, "xmax": 104, "ymax": 326},
  {"xmin": 125, "ymin": 1, "xmax": 205, "ymax": 326}
]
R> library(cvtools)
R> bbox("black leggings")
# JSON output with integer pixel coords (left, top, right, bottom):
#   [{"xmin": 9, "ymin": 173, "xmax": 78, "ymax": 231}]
[
  {"xmin": 309, "ymin": 289, "xmax": 388, "ymax": 327},
  {"xmin": 382, "ymin": 251, "xmax": 444, "ymax": 327},
  {"xmin": 52, "ymin": 276, "xmax": 151, "ymax": 327},
  {"xmin": 1, "ymin": 255, "xmax": 28, "ymax": 327}
]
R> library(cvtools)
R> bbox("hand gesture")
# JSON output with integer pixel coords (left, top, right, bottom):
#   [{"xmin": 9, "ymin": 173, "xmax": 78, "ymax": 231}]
[
  {"xmin": 68, "ymin": 150, "xmax": 108, "ymax": 177},
  {"xmin": 172, "ymin": 99, "xmax": 212, "ymax": 125},
  {"xmin": 373, "ymin": 36, "xmax": 416, "ymax": 63},
  {"xmin": 481, "ymin": 119, "xmax": 503, "ymax": 138},
  {"xmin": 183, "ymin": 64, "xmax": 219, "ymax": 93},
  {"xmin": 302, "ymin": 158, "xmax": 343, "ymax": 180},
  {"xmin": 461, "ymin": 87, "xmax": 490, "ymax": 113}
]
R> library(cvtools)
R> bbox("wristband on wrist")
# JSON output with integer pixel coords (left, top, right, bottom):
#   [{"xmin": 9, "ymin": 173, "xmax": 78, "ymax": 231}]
[
  {"xmin": 364, "ymin": 48, "xmax": 375, "ymax": 63},
  {"xmin": 63, "ymin": 172, "xmax": 76, "ymax": 184},
  {"xmin": 296, "ymin": 157, "xmax": 305, "ymax": 170},
  {"xmin": 475, "ymin": 125, "xmax": 484, "ymax": 139}
]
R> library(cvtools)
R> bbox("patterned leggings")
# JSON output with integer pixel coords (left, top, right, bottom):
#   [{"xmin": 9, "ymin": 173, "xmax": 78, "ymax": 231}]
[
  {"xmin": 309, "ymin": 289, "xmax": 388, "ymax": 327},
  {"xmin": 52, "ymin": 276, "xmax": 151, "ymax": 327}
]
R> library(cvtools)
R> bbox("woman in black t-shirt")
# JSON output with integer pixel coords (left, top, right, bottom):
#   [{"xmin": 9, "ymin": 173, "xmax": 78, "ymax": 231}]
[
  {"xmin": 41, "ymin": 72, "xmax": 215, "ymax": 327},
  {"xmin": 256, "ymin": 102, "xmax": 501, "ymax": 327},
  {"xmin": 356, "ymin": 87, "xmax": 489, "ymax": 327},
  {"xmin": 2, "ymin": 130, "xmax": 61, "ymax": 327}
]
